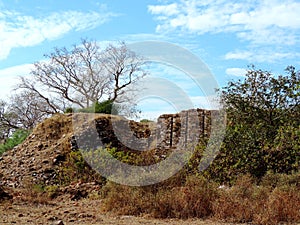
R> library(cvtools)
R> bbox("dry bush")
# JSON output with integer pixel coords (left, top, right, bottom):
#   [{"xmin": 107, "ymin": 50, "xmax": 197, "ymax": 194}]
[
  {"xmin": 101, "ymin": 175, "xmax": 218, "ymax": 219},
  {"xmin": 213, "ymin": 174, "xmax": 300, "ymax": 225},
  {"xmin": 152, "ymin": 175, "xmax": 218, "ymax": 219},
  {"xmin": 17, "ymin": 184, "xmax": 52, "ymax": 205},
  {"xmin": 253, "ymin": 186, "xmax": 300, "ymax": 225},
  {"xmin": 100, "ymin": 182, "xmax": 154, "ymax": 216},
  {"xmin": 212, "ymin": 174, "xmax": 262, "ymax": 223}
]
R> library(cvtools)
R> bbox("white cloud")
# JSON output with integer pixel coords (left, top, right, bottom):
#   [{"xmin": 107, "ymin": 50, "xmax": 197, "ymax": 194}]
[
  {"xmin": 225, "ymin": 51, "xmax": 253, "ymax": 60},
  {"xmin": 122, "ymin": 33, "xmax": 170, "ymax": 42},
  {"xmin": 191, "ymin": 95, "xmax": 220, "ymax": 110},
  {"xmin": 225, "ymin": 50, "xmax": 300, "ymax": 63},
  {"xmin": 0, "ymin": 64, "xmax": 33, "ymax": 77},
  {"xmin": 0, "ymin": 8, "xmax": 116, "ymax": 60},
  {"xmin": 225, "ymin": 68, "xmax": 247, "ymax": 77},
  {"xmin": 148, "ymin": 3, "xmax": 179, "ymax": 16},
  {"xmin": 148, "ymin": 0, "xmax": 300, "ymax": 46},
  {"xmin": 0, "ymin": 64, "xmax": 34, "ymax": 99}
]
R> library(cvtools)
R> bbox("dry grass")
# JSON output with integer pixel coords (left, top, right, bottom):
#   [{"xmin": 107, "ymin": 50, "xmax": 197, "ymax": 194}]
[
  {"xmin": 99, "ymin": 173, "xmax": 300, "ymax": 224},
  {"xmin": 257, "ymin": 186, "xmax": 300, "ymax": 224},
  {"xmin": 213, "ymin": 174, "xmax": 300, "ymax": 225},
  {"xmin": 213, "ymin": 174, "xmax": 264, "ymax": 223},
  {"xmin": 101, "ymin": 175, "xmax": 219, "ymax": 219},
  {"xmin": 4, "ymin": 167, "xmax": 300, "ymax": 224},
  {"xmin": 16, "ymin": 185, "xmax": 52, "ymax": 205}
]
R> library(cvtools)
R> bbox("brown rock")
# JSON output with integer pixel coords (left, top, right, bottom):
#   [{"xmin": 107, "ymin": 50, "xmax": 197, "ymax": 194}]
[
  {"xmin": 0, "ymin": 186, "xmax": 12, "ymax": 201},
  {"xmin": 55, "ymin": 220, "xmax": 64, "ymax": 225}
]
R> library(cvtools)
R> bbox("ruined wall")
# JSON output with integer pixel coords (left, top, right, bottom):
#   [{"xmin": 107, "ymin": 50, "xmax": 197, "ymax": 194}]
[
  {"xmin": 72, "ymin": 108, "xmax": 214, "ymax": 153},
  {"xmin": 156, "ymin": 109, "xmax": 212, "ymax": 151}
]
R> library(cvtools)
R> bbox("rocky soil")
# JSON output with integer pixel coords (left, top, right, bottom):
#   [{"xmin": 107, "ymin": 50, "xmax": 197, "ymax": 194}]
[{"xmin": 0, "ymin": 114, "xmax": 74, "ymax": 188}]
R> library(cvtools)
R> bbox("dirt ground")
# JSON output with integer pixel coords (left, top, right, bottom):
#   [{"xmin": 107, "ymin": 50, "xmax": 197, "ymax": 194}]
[{"xmin": 0, "ymin": 198, "xmax": 243, "ymax": 225}]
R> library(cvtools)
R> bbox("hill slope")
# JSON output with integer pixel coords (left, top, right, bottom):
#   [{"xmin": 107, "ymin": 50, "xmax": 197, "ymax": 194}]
[{"xmin": 0, "ymin": 113, "xmax": 74, "ymax": 188}]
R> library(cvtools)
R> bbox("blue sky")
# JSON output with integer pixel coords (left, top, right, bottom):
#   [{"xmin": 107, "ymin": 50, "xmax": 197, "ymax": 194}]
[{"xmin": 0, "ymin": 0, "xmax": 300, "ymax": 118}]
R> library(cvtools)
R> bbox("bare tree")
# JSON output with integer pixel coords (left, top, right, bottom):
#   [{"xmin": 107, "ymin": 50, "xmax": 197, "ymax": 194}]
[
  {"xmin": 0, "ymin": 100, "xmax": 19, "ymax": 141},
  {"xmin": 101, "ymin": 42, "xmax": 146, "ymax": 103},
  {"xmin": 0, "ymin": 90, "xmax": 53, "ymax": 141},
  {"xmin": 17, "ymin": 39, "xmax": 147, "ymax": 113},
  {"xmin": 9, "ymin": 91, "xmax": 56, "ymax": 129}
]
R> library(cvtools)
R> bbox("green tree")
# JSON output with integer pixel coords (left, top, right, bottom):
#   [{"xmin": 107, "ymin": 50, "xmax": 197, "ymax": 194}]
[
  {"xmin": 221, "ymin": 65, "xmax": 299, "ymax": 134},
  {"xmin": 206, "ymin": 66, "xmax": 300, "ymax": 182}
]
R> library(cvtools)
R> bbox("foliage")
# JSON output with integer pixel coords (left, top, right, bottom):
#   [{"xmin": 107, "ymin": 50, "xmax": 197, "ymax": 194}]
[
  {"xmin": 264, "ymin": 125, "xmax": 300, "ymax": 173},
  {"xmin": 0, "ymin": 129, "xmax": 31, "ymax": 155},
  {"xmin": 221, "ymin": 65, "xmax": 299, "ymax": 130},
  {"xmin": 78, "ymin": 100, "xmax": 116, "ymax": 114},
  {"xmin": 204, "ymin": 66, "xmax": 300, "ymax": 183},
  {"xmin": 140, "ymin": 119, "xmax": 154, "ymax": 123},
  {"xmin": 81, "ymin": 145, "xmax": 158, "ymax": 169},
  {"xmin": 57, "ymin": 149, "xmax": 104, "ymax": 185},
  {"xmin": 64, "ymin": 107, "xmax": 75, "ymax": 113}
]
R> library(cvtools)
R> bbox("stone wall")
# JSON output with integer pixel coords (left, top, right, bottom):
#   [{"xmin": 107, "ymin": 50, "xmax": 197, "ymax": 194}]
[
  {"xmin": 73, "ymin": 108, "xmax": 214, "ymax": 154},
  {"xmin": 154, "ymin": 109, "xmax": 212, "ymax": 156}
]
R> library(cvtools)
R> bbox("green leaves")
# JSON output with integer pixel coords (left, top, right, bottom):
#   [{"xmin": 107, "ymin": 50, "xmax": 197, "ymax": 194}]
[
  {"xmin": 0, "ymin": 129, "xmax": 31, "ymax": 155},
  {"xmin": 77, "ymin": 100, "xmax": 116, "ymax": 114},
  {"xmin": 205, "ymin": 66, "xmax": 300, "ymax": 183}
]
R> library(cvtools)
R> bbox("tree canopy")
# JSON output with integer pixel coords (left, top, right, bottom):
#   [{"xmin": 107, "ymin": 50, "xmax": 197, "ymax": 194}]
[
  {"xmin": 18, "ymin": 39, "xmax": 146, "ymax": 113},
  {"xmin": 205, "ymin": 65, "xmax": 300, "ymax": 182}
]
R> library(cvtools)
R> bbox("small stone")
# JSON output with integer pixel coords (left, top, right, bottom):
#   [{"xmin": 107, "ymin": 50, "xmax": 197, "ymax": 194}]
[
  {"xmin": 37, "ymin": 142, "xmax": 44, "ymax": 149},
  {"xmin": 56, "ymin": 220, "xmax": 64, "ymax": 225}
]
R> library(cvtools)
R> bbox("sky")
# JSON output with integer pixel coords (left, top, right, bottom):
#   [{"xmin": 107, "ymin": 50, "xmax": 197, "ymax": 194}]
[{"xmin": 0, "ymin": 0, "xmax": 300, "ymax": 119}]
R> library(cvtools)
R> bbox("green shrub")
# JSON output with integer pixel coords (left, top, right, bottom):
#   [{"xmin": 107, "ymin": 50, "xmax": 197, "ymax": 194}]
[
  {"xmin": 57, "ymin": 149, "xmax": 104, "ymax": 185},
  {"xmin": 64, "ymin": 107, "xmax": 75, "ymax": 113},
  {"xmin": 140, "ymin": 119, "xmax": 153, "ymax": 123},
  {"xmin": 260, "ymin": 172, "xmax": 300, "ymax": 188},
  {"xmin": 209, "ymin": 66, "xmax": 300, "ymax": 183},
  {"xmin": 203, "ymin": 122, "xmax": 300, "ymax": 184},
  {"xmin": 264, "ymin": 125, "xmax": 300, "ymax": 174},
  {"xmin": 0, "ymin": 129, "xmax": 31, "ymax": 155},
  {"xmin": 78, "ymin": 100, "xmax": 116, "ymax": 114}
]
